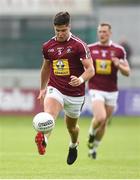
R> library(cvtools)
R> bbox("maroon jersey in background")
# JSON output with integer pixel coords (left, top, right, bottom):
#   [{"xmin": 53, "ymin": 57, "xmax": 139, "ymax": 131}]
[
  {"xmin": 88, "ymin": 41, "xmax": 126, "ymax": 92},
  {"xmin": 42, "ymin": 33, "xmax": 90, "ymax": 96}
]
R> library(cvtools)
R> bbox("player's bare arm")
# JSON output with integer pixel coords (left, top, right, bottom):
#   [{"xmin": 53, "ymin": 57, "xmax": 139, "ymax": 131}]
[
  {"xmin": 69, "ymin": 58, "xmax": 95, "ymax": 87},
  {"xmin": 112, "ymin": 57, "xmax": 130, "ymax": 76},
  {"xmin": 38, "ymin": 59, "xmax": 51, "ymax": 104}
]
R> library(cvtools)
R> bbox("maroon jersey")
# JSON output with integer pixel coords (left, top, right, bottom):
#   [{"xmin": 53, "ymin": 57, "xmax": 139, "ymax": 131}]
[
  {"xmin": 88, "ymin": 41, "xmax": 126, "ymax": 91},
  {"xmin": 42, "ymin": 33, "xmax": 90, "ymax": 96}
]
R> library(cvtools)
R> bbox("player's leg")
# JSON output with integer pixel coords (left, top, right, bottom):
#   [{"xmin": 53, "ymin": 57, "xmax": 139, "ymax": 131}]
[
  {"xmin": 88, "ymin": 100, "xmax": 107, "ymax": 158},
  {"xmin": 105, "ymin": 105, "xmax": 114, "ymax": 123},
  {"xmin": 105, "ymin": 91, "xmax": 118, "ymax": 125},
  {"xmin": 88, "ymin": 90, "xmax": 105, "ymax": 149},
  {"xmin": 88, "ymin": 91, "xmax": 118, "ymax": 159},
  {"xmin": 64, "ymin": 95, "xmax": 84, "ymax": 165},
  {"xmin": 65, "ymin": 115, "xmax": 79, "ymax": 165},
  {"xmin": 94, "ymin": 91, "xmax": 118, "ymax": 140},
  {"xmin": 35, "ymin": 87, "xmax": 63, "ymax": 155}
]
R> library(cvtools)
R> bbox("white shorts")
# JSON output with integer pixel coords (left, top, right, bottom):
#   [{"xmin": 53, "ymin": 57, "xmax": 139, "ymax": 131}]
[
  {"xmin": 89, "ymin": 89, "xmax": 119, "ymax": 107},
  {"xmin": 45, "ymin": 86, "xmax": 85, "ymax": 118}
]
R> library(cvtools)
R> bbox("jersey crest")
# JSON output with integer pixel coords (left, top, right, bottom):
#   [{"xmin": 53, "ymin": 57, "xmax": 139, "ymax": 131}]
[
  {"xmin": 96, "ymin": 59, "xmax": 112, "ymax": 75},
  {"xmin": 53, "ymin": 59, "xmax": 70, "ymax": 76}
]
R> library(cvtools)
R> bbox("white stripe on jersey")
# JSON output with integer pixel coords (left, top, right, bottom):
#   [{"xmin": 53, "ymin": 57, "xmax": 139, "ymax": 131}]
[
  {"xmin": 112, "ymin": 42, "xmax": 127, "ymax": 60},
  {"xmin": 88, "ymin": 40, "xmax": 127, "ymax": 60},
  {"xmin": 88, "ymin": 42, "xmax": 99, "ymax": 47},
  {"xmin": 71, "ymin": 35, "xmax": 89, "ymax": 59}
]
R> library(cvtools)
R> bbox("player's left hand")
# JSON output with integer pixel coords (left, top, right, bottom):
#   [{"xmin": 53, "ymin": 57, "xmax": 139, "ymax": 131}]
[{"xmin": 69, "ymin": 75, "xmax": 83, "ymax": 86}]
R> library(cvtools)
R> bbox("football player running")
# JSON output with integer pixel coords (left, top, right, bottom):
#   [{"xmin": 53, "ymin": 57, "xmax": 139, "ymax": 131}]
[
  {"xmin": 87, "ymin": 23, "xmax": 130, "ymax": 159},
  {"xmin": 34, "ymin": 11, "xmax": 94, "ymax": 165}
]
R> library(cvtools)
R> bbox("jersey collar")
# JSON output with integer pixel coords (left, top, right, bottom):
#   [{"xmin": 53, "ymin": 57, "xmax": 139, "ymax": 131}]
[
  {"xmin": 98, "ymin": 40, "xmax": 113, "ymax": 46},
  {"xmin": 54, "ymin": 32, "xmax": 72, "ymax": 42}
]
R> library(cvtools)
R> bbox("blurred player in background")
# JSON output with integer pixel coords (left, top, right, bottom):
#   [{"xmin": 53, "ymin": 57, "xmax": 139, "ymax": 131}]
[
  {"xmin": 87, "ymin": 23, "xmax": 130, "ymax": 159},
  {"xmin": 35, "ymin": 11, "xmax": 94, "ymax": 165},
  {"xmin": 119, "ymin": 37, "xmax": 133, "ymax": 68}
]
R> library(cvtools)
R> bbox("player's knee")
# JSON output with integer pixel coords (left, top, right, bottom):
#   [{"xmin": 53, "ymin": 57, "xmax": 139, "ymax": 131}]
[{"xmin": 96, "ymin": 114, "xmax": 107, "ymax": 125}]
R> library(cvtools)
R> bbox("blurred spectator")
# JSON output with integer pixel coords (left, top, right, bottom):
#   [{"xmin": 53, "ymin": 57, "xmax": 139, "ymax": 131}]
[{"xmin": 119, "ymin": 37, "xmax": 133, "ymax": 68}]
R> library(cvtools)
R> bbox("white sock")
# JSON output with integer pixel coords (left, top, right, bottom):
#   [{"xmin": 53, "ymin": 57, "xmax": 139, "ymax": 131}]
[
  {"xmin": 69, "ymin": 142, "xmax": 78, "ymax": 148},
  {"xmin": 44, "ymin": 135, "xmax": 48, "ymax": 145},
  {"xmin": 89, "ymin": 126, "xmax": 97, "ymax": 136},
  {"xmin": 92, "ymin": 140, "xmax": 100, "ymax": 152}
]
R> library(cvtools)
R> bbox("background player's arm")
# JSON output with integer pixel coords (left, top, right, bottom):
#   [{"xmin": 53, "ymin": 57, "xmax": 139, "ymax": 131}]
[
  {"xmin": 112, "ymin": 57, "xmax": 130, "ymax": 76},
  {"xmin": 38, "ymin": 59, "xmax": 50, "ymax": 103},
  {"xmin": 69, "ymin": 58, "xmax": 95, "ymax": 86}
]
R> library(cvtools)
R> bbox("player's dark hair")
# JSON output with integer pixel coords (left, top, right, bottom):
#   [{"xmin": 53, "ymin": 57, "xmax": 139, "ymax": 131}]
[
  {"xmin": 53, "ymin": 12, "xmax": 70, "ymax": 26},
  {"xmin": 99, "ymin": 22, "xmax": 112, "ymax": 30}
]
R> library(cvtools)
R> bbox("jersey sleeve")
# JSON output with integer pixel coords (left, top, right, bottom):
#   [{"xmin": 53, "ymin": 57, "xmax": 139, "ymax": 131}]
[
  {"xmin": 120, "ymin": 46, "xmax": 127, "ymax": 61},
  {"xmin": 42, "ymin": 43, "xmax": 49, "ymax": 60},
  {"xmin": 78, "ymin": 42, "xmax": 91, "ymax": 60}
]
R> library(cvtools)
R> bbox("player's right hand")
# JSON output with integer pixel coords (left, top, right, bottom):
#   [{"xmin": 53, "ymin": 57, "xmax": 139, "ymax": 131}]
[{"xmin": 69, "ymin": 75, "xmax": 83, "ymax": 86}]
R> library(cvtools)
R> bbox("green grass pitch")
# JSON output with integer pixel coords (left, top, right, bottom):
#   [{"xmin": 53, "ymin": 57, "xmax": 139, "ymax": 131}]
[{"xmin": 0, "ymin": 115, "xmax": 140, "ymax": 179}]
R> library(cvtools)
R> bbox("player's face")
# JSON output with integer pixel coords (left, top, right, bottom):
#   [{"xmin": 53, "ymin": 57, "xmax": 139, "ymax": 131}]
[
  {"xmin": 54, "ymin": 25, "xmax": 71, "ymax": 42},
  {"xmin": 97, "ymin": 25, "xmax": 112, "ymax": 45}
]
